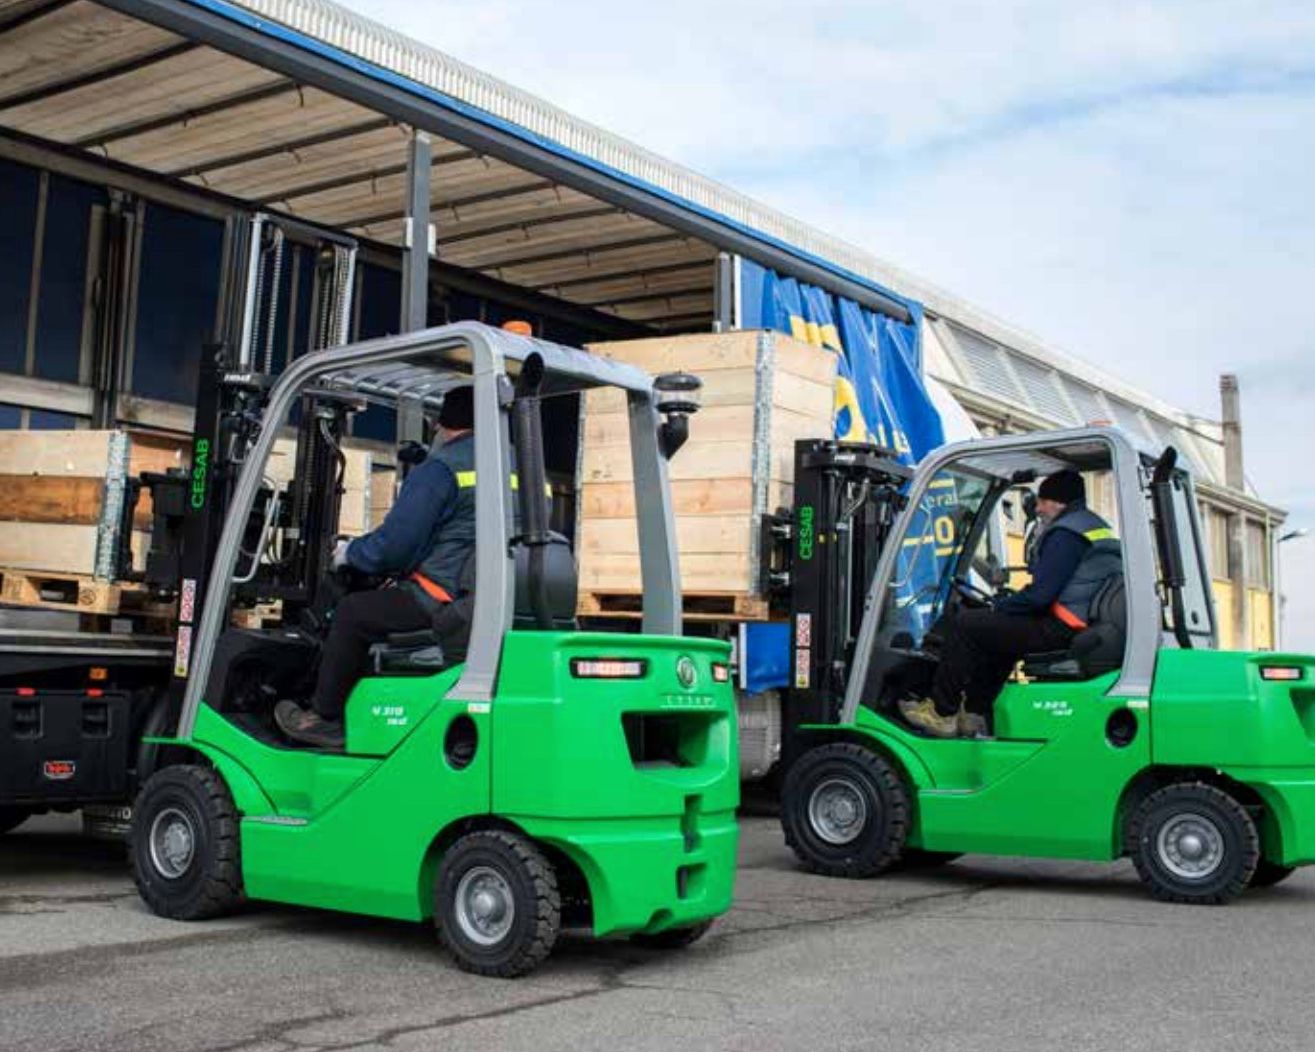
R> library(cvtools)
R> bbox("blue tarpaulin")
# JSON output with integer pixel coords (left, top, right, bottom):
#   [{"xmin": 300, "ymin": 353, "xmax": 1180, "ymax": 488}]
[{"xmin": 736, "ymin": 259, "xmax": 948, "ymax": 693}]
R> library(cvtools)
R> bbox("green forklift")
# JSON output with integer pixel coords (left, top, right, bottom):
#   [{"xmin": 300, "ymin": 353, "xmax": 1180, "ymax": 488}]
[
  {"xmin": 128, "ymin": 322, "xmax": 737, "ymax": 976},
  {"xmin": 775, "ymin": 428, "xmax": 1314, "ymax": 904}
]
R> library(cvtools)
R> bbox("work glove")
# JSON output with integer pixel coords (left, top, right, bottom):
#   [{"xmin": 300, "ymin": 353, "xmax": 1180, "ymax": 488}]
[{"xmin": 331, "ymin": 538, "xmax": 352, "ymax": 571}]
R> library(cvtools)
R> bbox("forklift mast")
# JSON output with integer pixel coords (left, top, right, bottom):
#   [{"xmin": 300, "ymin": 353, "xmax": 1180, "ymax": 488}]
[
  {"xmin": 118, "ymin": 214, "xmax": 358, "ymax": 712},
  {"xmin": 768, "ymin": 441, "xmax": 910, "ymax": 752}
]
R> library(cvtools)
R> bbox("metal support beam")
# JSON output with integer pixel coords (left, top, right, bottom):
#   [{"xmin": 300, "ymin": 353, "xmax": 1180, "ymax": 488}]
[
  {"xmin": 0, "ymin": 0, "xmax": 76, "ymax": 34},
  {"xmin": 712, "ymin": 252, "xmax": 734, "ymax": 332},
  {"xmin": 74, "ymin": 79, "xmax": 299, "ymax": 150},
  {"xmin": 343, "ymin": 178, "xmax": 557, "ymax": 231},
  {"xmin": 440, "ymin": 205, "xmax": 622, "ymax": 247},
  {"xmin": 254, "ymin": 147, "xmax": 478, "ymax": 207},
  {"xmin": 0, "ymin": 41, "xmax": 200, "ymax": 112},
  {"xmin": 581, "ymin": 284, "xmax": 711, "ymax": 309},
  {"xmin": 165, "ymin": 117, "xmax": 394, "ymax": 179},
  {"xmin": 482, "ymin": 233, "xmax": 686, "ymax": 274},
  {"xmin": 400, "ymin": 130, "xmax": 432, "ymax": 333},
  {"xmin": 398, "ymin": 130, "xmax": 433, "ymax": 443},
  {"xmin": 530, "ymin": 258, "xmax": 713, "ymax": 294}
]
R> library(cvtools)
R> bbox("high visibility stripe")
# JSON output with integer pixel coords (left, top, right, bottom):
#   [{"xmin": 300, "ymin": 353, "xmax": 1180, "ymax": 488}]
[
  {"xmin": 1051, "ymin": 601, "xmax": 1088, "ymax": 630},
  {"xmin": 1084, "ymin": 527, "xmax": 1116, "ymax": 541},
  {"xmin": 410, "ymin": 572, "xmax": 453, "ymax": 603},
  {"xmin": 452, "ymin": 470, "xmax": 550, "ymax": 496}
]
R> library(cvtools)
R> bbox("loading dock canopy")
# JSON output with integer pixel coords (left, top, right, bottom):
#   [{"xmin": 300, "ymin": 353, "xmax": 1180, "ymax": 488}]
[{"xmin": 0, "ymin": 0, "xmax": 721, "ymax": 332}]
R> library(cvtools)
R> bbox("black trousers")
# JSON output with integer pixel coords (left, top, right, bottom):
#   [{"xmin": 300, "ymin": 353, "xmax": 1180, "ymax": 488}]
[
  {"xmin": 930, "ymin": 608, "xmax": 1075, "ymax": 717},
  {"xmin": 311, "ymin": 587, "xmax": 431, "ymax": 720}
]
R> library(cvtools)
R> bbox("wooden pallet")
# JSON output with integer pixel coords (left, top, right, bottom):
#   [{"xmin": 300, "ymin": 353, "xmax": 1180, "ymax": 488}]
[
  {"xmin": 579, "ymin": 590, "xmax": 771, "ymax": 622},
  {"xmin": 0, "ymin": 567, "xmax": 173, "ymax": 618}
]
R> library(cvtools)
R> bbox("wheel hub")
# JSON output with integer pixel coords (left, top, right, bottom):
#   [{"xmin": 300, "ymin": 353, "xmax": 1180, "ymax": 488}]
[
  {"xmin": 454, "ymin": 866, "xmax": 515, "ymax": 946},
  {"xmin": 808, "ymin": 777, "xmax": 869, "ymax": 846},
  {"xmin": 148, "ymin": 807, "xmax": 196, "ymax": 880},
  {"xmin": 1156, "ymin": 812, "xmax": 1224, "ymax": 880}
]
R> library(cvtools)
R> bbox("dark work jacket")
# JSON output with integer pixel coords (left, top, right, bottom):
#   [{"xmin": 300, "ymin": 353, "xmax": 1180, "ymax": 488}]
[
  {"xmin": 997, "ymin": 499, "xmax": 1121, "ymax": 624},
  {"xmin": 346, "ymin": 432, "xmax": 476, "ymax": 615}
]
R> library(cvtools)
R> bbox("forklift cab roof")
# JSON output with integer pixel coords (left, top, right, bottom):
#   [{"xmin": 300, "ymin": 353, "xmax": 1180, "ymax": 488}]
[{"xmin": 179, "ymin": 322, "xmax": 678, "ymax": 738}]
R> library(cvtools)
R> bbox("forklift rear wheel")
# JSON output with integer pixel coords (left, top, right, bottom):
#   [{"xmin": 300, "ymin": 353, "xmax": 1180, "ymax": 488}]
[
  {"xmin": 0, "ymin": 807, "xmax": 32, "ymax": 835},
  {"xmin": 435, "ymin": 830, "xmax": 561, "ymax": 978},
  {"xmin": 1127, "ymin": 782, "xmax": 1259, "ymax": 905},
  {"xmin": 781, "ymin": 743, "xmax": 909, "ymax": 878},
  {"xmin": 130, "ymin": 765, "xmax": 244, "ymax": 920},
  {"xmin": 1249, "ymin": 858, "xmax": 1296, "ymax": 889},
  {"xmin": 631, "ymin": 919, "xmax": 714, "ymax": 950}
]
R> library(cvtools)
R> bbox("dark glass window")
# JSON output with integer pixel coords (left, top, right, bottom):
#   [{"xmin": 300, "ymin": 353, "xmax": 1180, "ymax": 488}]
[{"xmin": 0, "ymin": 158, "xmax": 39, "ymax": 375}]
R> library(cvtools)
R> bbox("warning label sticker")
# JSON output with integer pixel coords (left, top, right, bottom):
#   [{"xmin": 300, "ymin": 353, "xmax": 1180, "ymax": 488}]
[
  {"xmin": 174, "ymin": 625, "xmax": 192, "ymax": 678},
  {"xmin": 796, "ymin": 613, "xmax": 812, "ymax": 646},
  {"xmin": 795, "ymin": 648, "xmax": 810, "ymax": 689}
]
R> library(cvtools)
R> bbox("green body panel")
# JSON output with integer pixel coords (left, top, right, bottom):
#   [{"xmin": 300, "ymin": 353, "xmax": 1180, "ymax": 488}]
[
  {"xmin": 493, "ymin": 633, "xmax": 739, "ymax": 933},
  {"xmin": 837, "ymin": 650, "xmax": 1315, "ymax": 865},
  {"xmin": 1150, "ymin": 650, "xmax": 1315, "ymax": 865},
  {"xmin": 844, "ymin": 673, "xmax": 1147, "ymax": 859},
  {"xmin": 186, "ymin": 632, "xmax": 737, "ymax": 933}
]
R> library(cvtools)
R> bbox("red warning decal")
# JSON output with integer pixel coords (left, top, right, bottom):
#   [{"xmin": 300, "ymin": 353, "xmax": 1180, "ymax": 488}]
[{"xmin": 43, "ymin": 760, "xmax": 76, "ymax": 781}]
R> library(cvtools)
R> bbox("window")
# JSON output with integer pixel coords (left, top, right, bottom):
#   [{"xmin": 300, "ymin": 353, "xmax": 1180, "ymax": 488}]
[
  {"xmin": 131, "ymin": 202, "xmax": 224, "ymax": 404},
  {"xmin": 33, "ymin": 174, "xmax": 104, "ymax": 383},
  {"xmin": 1203, "ymin": 506, "xmax": 1231, "ymax": 580},
  {"xmin": 0, "ymin": 158, "xmax": 39, "ymax": 376},
  {"xmin": 1246, "ymin": 521, "xmax": 1270, "ymax": 589}
]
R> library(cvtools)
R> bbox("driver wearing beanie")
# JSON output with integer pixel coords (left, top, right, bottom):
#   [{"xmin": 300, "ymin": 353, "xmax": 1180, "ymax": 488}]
[
  {"xmin": 276, "ymin": 385, "xmax": 477, "ymax": 749},
  {"xmin": 900, "ymin": 469, "xmax": 1122, "ymax": 739}
]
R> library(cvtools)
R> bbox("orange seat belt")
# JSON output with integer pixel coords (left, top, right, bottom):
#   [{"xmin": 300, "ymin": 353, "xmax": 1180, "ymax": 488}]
[
  {"xmin": 1050, "ymin": 601, "xmax": 1087, "ymax": 631},
  {"xmin": 409, "ymin": 572, "xmax": 453, "ymax": 604}
]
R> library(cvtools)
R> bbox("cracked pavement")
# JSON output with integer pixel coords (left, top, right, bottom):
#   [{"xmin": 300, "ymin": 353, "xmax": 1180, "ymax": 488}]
[{"xmin": 3, "ymin": 813, "xmax": 1315, "ymax": 1052}]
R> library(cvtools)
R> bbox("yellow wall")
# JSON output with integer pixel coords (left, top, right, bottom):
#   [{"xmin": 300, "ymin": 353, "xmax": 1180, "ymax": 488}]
[
  {"xmin": 1213, "ymin": 579, "xmax": 1236, "ymax": 650},
  {"xmin": 1249, "ymin": 588, "xmax": 1274, "ymax": 651}
]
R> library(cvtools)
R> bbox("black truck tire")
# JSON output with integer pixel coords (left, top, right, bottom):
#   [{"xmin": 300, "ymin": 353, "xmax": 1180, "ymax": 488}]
[
  {"xmin": 1127, "ymin": 781, "xmax": 1259, "ymax": 905},
  {"xmin": 435, "ymin": 830, "xmax": 561, "ymax": 978},
  {"xmin": 781, "ymin": 742, "xmax": 910, "ymax": 878},
  {"xmin": 0, "ymin": 808, "xmax": 32, "ymax": 835},
  {"xmin": 130, "ymin": 765, "xmax": 244, "ymax": 920},
  {"xmin": 631, "ymin": 919, "xmax": 715, "ymax": 950}
]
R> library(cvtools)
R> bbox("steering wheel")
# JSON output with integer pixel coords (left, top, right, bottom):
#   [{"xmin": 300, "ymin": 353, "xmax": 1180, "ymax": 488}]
[{"xmin": 951, "ymin": 575, "xmax": 996, "ymax": 608}]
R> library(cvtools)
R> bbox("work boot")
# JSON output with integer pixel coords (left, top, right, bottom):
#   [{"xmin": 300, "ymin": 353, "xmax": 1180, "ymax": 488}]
[
  {"xmin": 957, "ymin": 708, "xmax": 990, "ymax": 739},
  {"xmin": 897, "ymin": 698, "xmax": 961, "ymax": 739},
  {"xmin": 274, "ymin": 700, "xmax": 345, "ymax": 750}
]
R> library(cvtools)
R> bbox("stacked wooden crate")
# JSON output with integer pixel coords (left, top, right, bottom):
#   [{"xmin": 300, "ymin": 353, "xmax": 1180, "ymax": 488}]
[
  {"xmin": 0, "ymin": 430, "xmax": 186, "ymax": 614},
  {"xmin": 0, "ymin": 430, "xmax": 395, "ymax": 616},
  {"xmin": 578, "ymin": 330, "xmax": 836, "ymax": 620}
]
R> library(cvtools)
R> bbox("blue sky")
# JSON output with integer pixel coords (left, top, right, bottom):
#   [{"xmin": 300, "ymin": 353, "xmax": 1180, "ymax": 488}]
[{"xmin": 348, "ymin": 0, "xmax": 1315, "ymax": 646}]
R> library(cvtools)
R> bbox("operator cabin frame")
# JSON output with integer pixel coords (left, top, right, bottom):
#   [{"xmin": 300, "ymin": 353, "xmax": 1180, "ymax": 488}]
[
  {"xmin": 840, "ymin": 426, "xmax": 1210, "ymax": 726},
  {"xmin": 179, "ymin": 322, "xmax": 682, "ymax": 739}
]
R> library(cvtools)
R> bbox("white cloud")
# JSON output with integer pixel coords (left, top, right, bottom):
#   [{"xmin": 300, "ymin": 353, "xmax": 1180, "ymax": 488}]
[{"xmin": 344, "ymin": 0, "xmax": 1315, "ymax": 645}]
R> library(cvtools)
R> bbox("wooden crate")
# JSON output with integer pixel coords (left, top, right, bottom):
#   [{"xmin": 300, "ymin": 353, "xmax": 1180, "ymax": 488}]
[
  {"xmin": 0, "ymin": 430, "xmax": 186, "ymax": 581},
  {"xmin": 0, "ymin": 430, "xmax": 396, "ymax": 593},
  {"xmin": 578, "ymin": 331, "xmax": 836, "ymax": 617}
]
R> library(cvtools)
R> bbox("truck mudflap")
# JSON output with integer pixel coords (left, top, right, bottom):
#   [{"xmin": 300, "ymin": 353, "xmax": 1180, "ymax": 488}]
[{"xmin": 519, "ymin": 810, "xmax": 738, "ymax": 936}]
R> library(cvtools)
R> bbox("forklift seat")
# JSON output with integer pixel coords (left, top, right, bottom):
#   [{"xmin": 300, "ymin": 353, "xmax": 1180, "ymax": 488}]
[
  {"xmin": 370, "ymin": 534, "xmax": 578, "ymax": 675},
  {"xmin": 1020, "ymin": 575, "xmax": 1127, "ymax": 681}
]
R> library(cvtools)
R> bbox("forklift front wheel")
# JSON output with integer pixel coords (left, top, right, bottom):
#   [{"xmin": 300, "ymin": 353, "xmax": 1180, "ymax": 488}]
[
  {"xmin": 130, "ymin": 765, "xmax": 244, "ymax": 920},
  {"xmin": 0, "ymin": 807, "xmax": 33, "ymax": 835},
  {"xmin": 435, "ymin": 830, "xmax": 561, "ymax": 978},
  {"xmin": 781, "ymin": 743, "xmax": 910, "ymax": 878},
  {"xmin": 1127, "ymin": 781, "xmax": 1259, "ymax": 905}
]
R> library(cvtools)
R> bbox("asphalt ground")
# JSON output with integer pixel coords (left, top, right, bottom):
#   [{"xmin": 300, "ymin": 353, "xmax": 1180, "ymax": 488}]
[{"xmin": 3, "ymin": 811, "xmax": 1314, "ymax": 1052}]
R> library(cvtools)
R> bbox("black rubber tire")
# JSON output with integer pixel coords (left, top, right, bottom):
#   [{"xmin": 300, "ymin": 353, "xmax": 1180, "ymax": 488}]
[
  {"xmin": 896, "ymin": 849, "xmax": 963, "ymax": 870},
  {"xmin": 130, "ymin": 765, "xmax": 244, "ymax": 920},
  {"xmin": 435, "ymin": 830, "xmax": 561, "ymax": 978},
  {"xmin": 0, "ymin": 807, "xmax": 33, "ymax": 835},
  {"xmin": 1126, "ymin": 781, "xmax": 1258, "ymax": 905},
  {"xmin": 631, "ymin": 919, "xmax": 715, "ymax": 950},
  {"xmin": 781, "ymin": 743, "xmax": 910, "ymax": 878},
  {"xmin": 1250, "ymin": 858, "xmax": 1297, "ymax": 889}
]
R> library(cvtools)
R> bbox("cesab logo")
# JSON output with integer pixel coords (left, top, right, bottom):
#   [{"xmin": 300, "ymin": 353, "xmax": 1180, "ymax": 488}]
[{"xmin": 43, "ymin": 760, "xmax": 76, "ymax": 781}]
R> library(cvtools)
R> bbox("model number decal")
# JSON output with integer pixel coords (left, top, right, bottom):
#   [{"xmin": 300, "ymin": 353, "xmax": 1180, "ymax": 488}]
[
  {"xmin": 370, "ymin": 704, "xmax": 409, "ymax": 727},
  {"xmin": 1033, "ymin": 700, "xmax": 1073, "ymax": 717}
]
